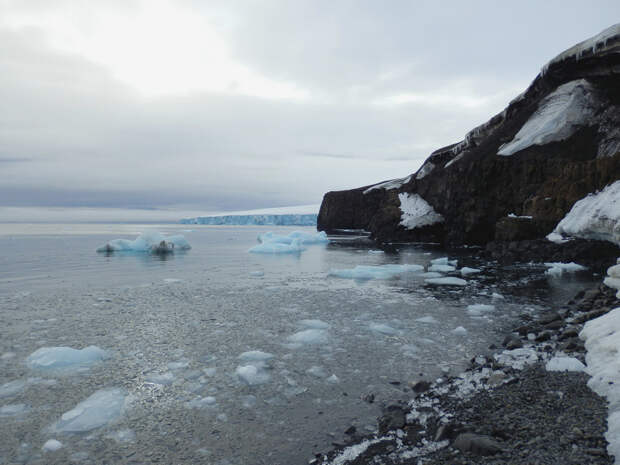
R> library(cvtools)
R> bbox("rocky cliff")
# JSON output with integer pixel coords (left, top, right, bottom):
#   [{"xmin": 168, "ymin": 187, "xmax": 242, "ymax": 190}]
[{"xmin": 318, "ymin": 24, "xmax": 620, "ymax": 246}]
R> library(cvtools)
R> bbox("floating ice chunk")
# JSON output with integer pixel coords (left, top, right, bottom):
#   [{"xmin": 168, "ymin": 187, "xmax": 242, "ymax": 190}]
[
  {"xmin": 369, "ymin": 323, "xmax": 399, "ymax": 335},
  {"xmin": 242, "ymin": 395, "xmax": 257, "ymax": 408},
  {"xmin": 42, "ymin": 439, "xmax": 63, "ymax": 452},
  {"xmin": 186, "ymin": 396, "xmax": 217, "ymax": 408},
  {"xmin": 298, "ymin": 319, "xmax": 330, "ymax": 330},
  {"xmin": 328, "ymin": 264, "xmax": 423, "ymax": 280},
  {"xmin": 420, "ymin": 272, "xmax": 442, "ymax": 278},
  {"xmin": 495, "ymin": 348, "xmax": 538, "ymax": 370},
  {"xmin": 287, "ymin": 329, "xmax": 328, "ymax": 345},
  {"xmin": 163, "ymin": 278, "xmax": 182, "ymax": 283},
  {"xmin": 425, "ymin": 277, "xmax": 467, "ymax": 286},
  {"xmin": 0, "ymin": 380, "xmax": 26, "ymax": 398},
  {"xmin": 238, "ymin": 351, "xmax": 274, "ymax": 363},
  {"xmin": 428, "ymin": 264, "xmax": 456, "ymax": 273},
  {"xmin": 416, "ymin": 316, "xmax": 438, "ymax": 324},
  {"xmin": 0, "ymin": 403, "xmax": 29, "ymax": 417},
  {"xmin": 249, "ymin": 238, "xmax": 305, "ymax": 254},
  {"xmin": 306, "ymin": 366, "xmax": 327, "ymax": 378},
  {"xmin": 431, "ymin": 257, "xmax": 458, "ymax": 266},
  {"xmin": 249, "ymin": 271, "xmax": 264, "ymax": 277},
  {"xmin": 466, "ymin": 304, "xmax": 495, "ymax": 316},
  {"xmin": 257, "ymin": 230, "xmax": 328, "ymax": 245},
  {"xmin": 460, "ymin": 267, "xmax": 481, "ymax": 275},
  {"xmin": 546, "ymin": 356, "xmax": 585, "ymax": 372},
  {"xmin": 235, "ymin": 365, "xmax": 271, "ymax": 385},
  {"xmin": 326, "ymin": 374, "xmax": 340, "ymax": 384},
  {"xmin": 167, "ymin": 361, "xmax": 189, "ymax": 370},
  {"xmin": 145, "ymin": 372, "xmax": 175, "ymax": 385},
  {"xmin": 398, "ymin": 193, "xmax": 444, "ymax": 230},
  {"xmin": 105, "ymin": 429, "xmax": 136, "ymax": 443},
  {"xmin": 452, "ymin": 326, "xmax": 467, "ymax": 335},
  {"xmin": 97, "ymin": 232, "xmax": 191, "ymax": 253},
  {"xmin": 27, "ymin": 346, "xmax": 108, "ymax": 372},
  {"xmin": 52, "ymin": 388, "xmax": 127, "ymax": 433},
  {"xmin": 368, "ymin": 249, "xmax": 384, "ymax": 254},
  {"xmin": 544, "ymin": 262, "xmax": 587, "ymax": 277}
]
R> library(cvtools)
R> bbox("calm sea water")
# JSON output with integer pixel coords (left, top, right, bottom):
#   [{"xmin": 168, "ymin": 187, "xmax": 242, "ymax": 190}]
[{"xmin": 0, "ymin": 224, "xmax": 595, "ymax": 464}]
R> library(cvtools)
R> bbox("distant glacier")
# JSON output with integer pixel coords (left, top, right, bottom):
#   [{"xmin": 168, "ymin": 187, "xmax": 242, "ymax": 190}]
[{"xmin": 180, "ymin": 204, "xmax": 319, "ymax": 226}]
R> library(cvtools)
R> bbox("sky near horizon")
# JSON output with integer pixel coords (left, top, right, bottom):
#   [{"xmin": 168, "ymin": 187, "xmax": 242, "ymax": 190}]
[{"xmin": 1, "ymin": 0, "xmax": 619, "ymax": 214}]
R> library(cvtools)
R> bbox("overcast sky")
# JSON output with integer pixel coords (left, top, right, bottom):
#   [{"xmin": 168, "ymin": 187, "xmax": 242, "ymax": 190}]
[{"xmin": 1, "ymin": 0, "xmax": 619, "ymax": 214}]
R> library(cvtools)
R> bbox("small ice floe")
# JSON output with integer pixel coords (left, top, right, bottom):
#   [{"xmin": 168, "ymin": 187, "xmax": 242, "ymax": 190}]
[
  {"xmin": 492, "ymin": 292, "xmax": 504, "ymax": 300},
  {"xmin": 306, "ymin": 366, "xmax": 327, "ymax": 378},
  {"xmin": 544, "ymin": 262, "xmax": 587, "ymax": 277},
  {"xmin": 42, "ymin": 439, "xmax": 63, "ymax": 452},
  {"xmin": 428, "ymin": 264, "xmax": 456, "ymax": 273},
  {"xmin": 27, "ymin": 346, "xmax": 109, "ymax": 372},
  {"xmin": 238, "ymin": 351, "xmax": 274, "ymax": 363},
  {"xmin": 431, "ymin": 257, "xmax": 458, "ymax": 266},
  {"xmin": 257, "ymin": 230, "xmax": 329, "ymax": 245},
  {"xmin": 235, "ymin": 365, "xmax": 271, "ymax": 385},
  {"xmin": 466, "ymin": 304, "xmax": 495, "ymax": 316},
  {"xmin": 460, "ymin": 267, "xmax": 481, "ymax": 276},
  {"xmin": 326, "ymin": 374, "xmax": 340, "ymax": 384},
  {"xmin": 368, "ymin": 249, "xmax": 384, "ymax": 254},
  {"xmin": 51, "ymin": 388, "xmax": 128, "ymax": 433},
  {"xmin": 451, "ymin": 326, "xmax": 468, "ymax": 336},
  {"xmin": 1, "ymin": 352, "xmax": 16, "ymax": 360},
  {"xmin": 494, "ymin": 348, "xmax": 538, "ymax": 370},
  {"xmin": 328, "ymin": 264, "xmax": 423, "ymax": 280},
  {"xmin": 105, "ymin": 429, "xmax": 136, "ymax": 443},
  {"xmin": 0, "ymin": 403, "xmax": 29, "ymax": 417},
  {"xmin": 416, "ymin": 316, "xmax": 438, "ymax": 324},
  {"xmin": 249, "ymin": 271, "xmax": 264, "ymax": 277},
  {"xmin": 96, "ymin": 232, "xmax": 191, "ymax": 254},
  {"xmin": 249, "ymin": 238, "xmax": 305, "ymax": 254},
  {"xmin": 186, "ymin": 396, "xmax": 217, "ymax": 409},
  {"xmin": 0, "ymin": 380, "xmax": 27, "ymax": 398},
  {"xmin": 425, "ymin": 277, "xmax": 467, "ymax": 286},
  {"xmin": 369, "ymin": 322, "xmax": 400, "ymax": 336},
  {"xmin": 545, "ymin": 355, "xmax": 585, "ymax": 372},
  {"xmin": 145, "ymin": 372, "xmax": 175, "ymax": 385},
  {"xmin": 287, "ymin": 329, "xmax": 329, "ymax": 345}
]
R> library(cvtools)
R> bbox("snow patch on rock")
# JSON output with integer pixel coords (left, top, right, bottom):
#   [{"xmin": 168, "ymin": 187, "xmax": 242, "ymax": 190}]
[{"xmin": 398, "ymin": 193, "xmax": 444, "ymax": 230}]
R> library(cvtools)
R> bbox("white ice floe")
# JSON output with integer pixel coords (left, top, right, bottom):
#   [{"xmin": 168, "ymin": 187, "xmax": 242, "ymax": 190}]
[
  {"xmin": 581, "ymin": 305, "xmax": 620, "ymax": 460},
  {"xmin": 398, "ymin": 193, "xmax": 444, "ymax": 230},
  {"xmin": 328, "ymin": 264, "xmax": 423, "ymax": 280},
  {"xmin": 306, "ymin": 366, "xmax": 327, "ymax": 378},
  {"xmin": 494, "ymin": 348, "xmax": 538, "ymax": 370},
  {"xmin": 428, "ymin": 264, "xmax": 456, "ymax": 273},
  {"xmin": 363, "ymin": 175, "xmax": 412, "ymax": 194},
  {"xmin": 548, "ymin": 180, "xmax": 620, "ymax": 245},
  {"xmin": 425, "ymin": 277, "xmax": 467, "ymax": 286},
  {"xmin": 145, "ymin": 372, "xmax": 175, "ymax": 385},
  {"xmin": 257, "ymin": 230, "xmax": 329, "ymax": 245},
  {"xmin": 544, "ymin": 262, "xmax": 587, "ymax": 277},
  {"xmin": 96, "ymin": 232, "xmax": 191, "ymax": 253},
  {"xmin": 235, "ymin": 365, "xmax": 271, "ymax": 386},
  {"xmin": 466, "ymin": 304, "xmax": 495, "ymax": 316},
  {"xmin": 368, "ymin": 249, "xmax": 384, "ymax": 254},
  {"xmin": 42, "ymin": 439, "xmax": 63, "ymax": 452},
  {"xmin": 249, "ymin": 238, "xmax": 305, "ymax": 254},
  {"xmin": 287, "ymin": 329, "xmax": 328, "ymax": 345},
  {"xmin": 460, "ymin": 267, "xmax": 481, "ymax": 276},
  {"xmin": 545, "ymin": 355, "xmax": 585, "ymax": 372},
  {"xmin": 430, "ymin": 257, "xmax": 458, "ymax": 266},
  {"xmin": 0, "ymin": 403, "xmax": 29, "ymax": 417},
  {"xmin": 421, "ymin": 271, "xmax": 443, "ymax": 278},
  {"xmin": 52, "ymin": 388, "xmax": 128, "ymax": 433},
  {"xmin": 27, "ymin": 346, "xmax": 108, "ymax": 372},
  {"xmin": 326, "ymin": 374, "xmax": 340, "ymax": 384},
  {"xmin": 497, "ymin": 79, "xmax": 598, "ymax": 156},
  {"xmin": 605, "ymin": 260, "xmax": 620, "ymax": 299},
  {"xmin": 369, "ymin": 323, "xmax": 400, "ymax": 335},
  {"xmin": 451, "ymin": 326, "xmax": 467, "ymax": 336}
]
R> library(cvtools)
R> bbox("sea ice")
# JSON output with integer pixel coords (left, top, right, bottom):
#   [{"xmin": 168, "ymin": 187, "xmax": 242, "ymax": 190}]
[
  {"xmin": 326, "ymin": 374, "xmax": 340, "ymax": 384},
  {"xmin": 238, "ymin": 351, "xmax": 274, "ymax": 363},
  {"xmin": 235, "ymin": 365, "xmax": 271, "ymax": 385},
  {"xmin": 466, "ymin": 304, "xmax": 495, "ymax": 316},
  {"xmin": 52, "ymin": 388, "xmax": 128, "ymax": 433},
  {"xmin": 42, "ymin": 439, "xmax": 63, "ymax": 452},
  {"xmin": 421, "ymin": 272, "xmax": 443, "ymax": 278},
  {"xmin": 96, "ymin": 232, "xmax": 191, "ymax": 253},
  {"xmin": 452, "ymin": 326, "xmax": 467, "ymax": 336},
  {"xmin": 249, "ymin": 238, "xmax": 306, "ymax": 254},
  {"xmin": 425, "ymin": 277, "xmax": 467, "ymax": 286},
  {"xmin": 398, "ymin": 193, "xmax": 444, "ymax": 230},
  {"xmin": 257, "ymin": 230, "xmax": 329, "ymax": 245},
  {"xmin": 431, "ymin": 257, "xmax": 458, "ymax": 266},
  {"xmin": 145, "ymin": 372, "xmax": 175, "ymax": 385},
  {"xmin": 369, "ymin": 323, "xmax": 400, "ymax": 335},
  {"xmin": 27, "ymin": 346, "xmax": 108, "ymax": 371},
  {"xmin": 545, "ymin": 356, "xmax": 585, "ymax": 372},
  {"xmin": 428, "ymin": 264, "xmax": 456, "ymax": 273},
  {"xmin": 368, "ymin": 250, "xmax": 384, "ymax": 254},
  {"xmin": 249, "ymin": 271, "xmax": 264, "ymax": 277},
  {"xmin": 544, "ymin": 262, "xmax": 587, "ymax": 277},
  {"xmin": 460, "ymin": 267, "xmax": 481, "ymax": 275},
  {"xmin": 105, "ymin": 429, "xmax": 136, "ymax": 443},
  {"xmin": 306, "ymin": 366, "xmax": 327, "ymax": 378},
  {"xmin": 0, "ymin": 380, "xmax": 26, "ymax": 398},
  {"xmin": 0, "ymin": 403, "xmax": 29, "ymax": 417},
  {"xmin": 328, "ymin": 264, "xmax": 423, "ymax": 280},
  {"xmin": 287, "ymin": 329, "xmax": 328, "ymax": 345}
]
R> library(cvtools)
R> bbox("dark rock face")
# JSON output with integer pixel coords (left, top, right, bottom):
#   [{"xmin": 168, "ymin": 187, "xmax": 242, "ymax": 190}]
[{"xmin": 318, "ymin": 27, "xmax": 620, "ymax": 246}]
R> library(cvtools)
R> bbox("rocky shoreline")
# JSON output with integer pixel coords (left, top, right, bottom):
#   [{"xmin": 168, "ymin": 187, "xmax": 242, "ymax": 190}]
[{"xmin": 314, "ymin": 274, "xmax": 620, "ymax": 465}]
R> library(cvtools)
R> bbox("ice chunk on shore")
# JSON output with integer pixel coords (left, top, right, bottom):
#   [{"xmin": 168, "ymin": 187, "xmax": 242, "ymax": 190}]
[
  {"xmin": 495, "ymin": 348, "xmax": 538, "ymax": 370},
  {"xmin": 258, "ymin": 230, "xmax": 328, "ymax": 245},
  {"xmin": 42, "ymin": 439, "xmax": 63, "ymax": 452},
  {"xmin": 97, "ymin": 232, "xmax": 191, "ymax": 253},
  {"xmin": 545, "ymin": 356, "xmax": 585, "ymax": 372},
  {"xmin": 27, "ymin": 346, "xmax": 108, "ymax": 371},
  {"xmin": 328, "ymin": 264, "xmax": 423, "ymax": 280},
  {"xmin": 544, "ymin": 262, "xmax": 586, "ymax": 277},
  {"xmin": 249, "ymin": 238, "xmax": 305, "ymax": 254},
  {"xmin": 425, "ymin": 277, "xmax": 467, "ymax": 286},
  {"xmin": 52, "ymin": 388, "xmax": 127, "ymax": 433},
  {"xmin": 605, "ymin": 262, "xmax": 620, "ymax": 298}
]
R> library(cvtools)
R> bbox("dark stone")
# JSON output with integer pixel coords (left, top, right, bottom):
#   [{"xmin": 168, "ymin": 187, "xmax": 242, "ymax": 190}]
[
  {"xmin": 503, "ymin": 335, "xmax": 523, "ymax": 350},
  {"xmin": 362, "ymin": 393, "xmax": 375, "ymax": 404},
  {"xmin": 378, "ymin": 405, "xmax": 406, "ymax": 435},
  {"xmin": 559, "ymin": 327, "xmax": 580, "ymax": 340},
  {"xmin": 539, "ymin": 312, "xmax": 562, "ymax": 325},
  {"xmin": 535, "ymin": 331, "xmax": 552, "ymax": 342},
  {"xmin": 411, "ymin": 380, "xmax": 431, "ymax": 393},
  {"xmin": 344, "ymin": 426, "xmax": 356, "ymax": 435},
  {"xmin": 544, "ymin": 319, "xmax": 564, "ymax": 330},
  {"xmin": 453, "ymin": 433, "xmax": 503, "ymax": 455}
]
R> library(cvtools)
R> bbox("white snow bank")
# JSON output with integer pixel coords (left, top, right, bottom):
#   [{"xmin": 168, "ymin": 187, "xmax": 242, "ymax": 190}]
[
  {"xmin": 328, "ymin": 264, "xmax": 423, "ymax": 280},
  {"xmin": 545, "ymin": 355, "xmax": 585, "ymax": 372},
  {"xmin": 605, "ymin": 260, "xmax": 620, "ymax": 299},
  {"xmin": 425, "ymin": 277, "xmax": 467, "ymax": 286},
  {"xmin": 581, "ymin": 306, "xmax": 620, "ymax": 460},
  {"xmin": 257, "ymin": 230, "xmax": 328, "ymax": 245},
  {"xmin": 249, "ymin": 238, "xmax": 305, "ymax": 254},
  {"xmin": 548, "ymin": 181, "xmax": 620, "ymax": 245},
  {"xmin": 498, "ymin": 79, "xmax": 598, "ymax": 156},
  {"xmin": 27, "ymin": 346, "xmax": 108, "ymax": 371},
  {"xmin": 42, "ymin": 439, "xmax": 63, "ymax": 452},
  {"xmin": 398, "ymin": 193, "xmax": 444, "ymax": 230},
  {"xmin": 544, "ymin": 262, "xmax": 587, "ymax": 277},
  {"xmin": 363, "ymin": 175, "xmax": 411, "ymax": 194},
  {"xmin": 96, "ymin": 232, "xmax": 191, "ymax": 253},
  {"xmin": 52, "ymin": 388, "xmax": 128, "ymax": 433}
]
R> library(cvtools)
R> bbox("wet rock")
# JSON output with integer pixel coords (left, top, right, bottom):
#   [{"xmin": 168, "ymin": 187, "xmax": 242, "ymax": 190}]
[
  {"xmin": 344, "ymin": 426, "xmax": 356, "ymax": 435},
  {"xmin": 361, "ymin": 393, "xmax": 375, "ymax": 404},
  {"xmin": 378, "ymin": 405, "xmax": 406, "ymax": 435},
  {"xmin": 411, "ymin": 380, "xmax": 431, "ymax": 394},
  {"xmin": 453, "ymin": 433, "xmax": 503, "ymax": 455},
  {"xmin": 544, "ymin": 319, "xmax": 564, "ymax": 330},
  {"xmin": 503, "ymin": 335, "xmax": 523, "ymax": 350},
  {"xmin": 559, "ymin": 327, "xmax": 579, "ymax": 341}
]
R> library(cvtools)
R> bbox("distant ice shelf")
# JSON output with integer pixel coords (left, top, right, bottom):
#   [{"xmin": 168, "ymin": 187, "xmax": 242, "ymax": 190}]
[{"xmin": 180, "ymin": 204, "xmax": 319, "ymax": 226}]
